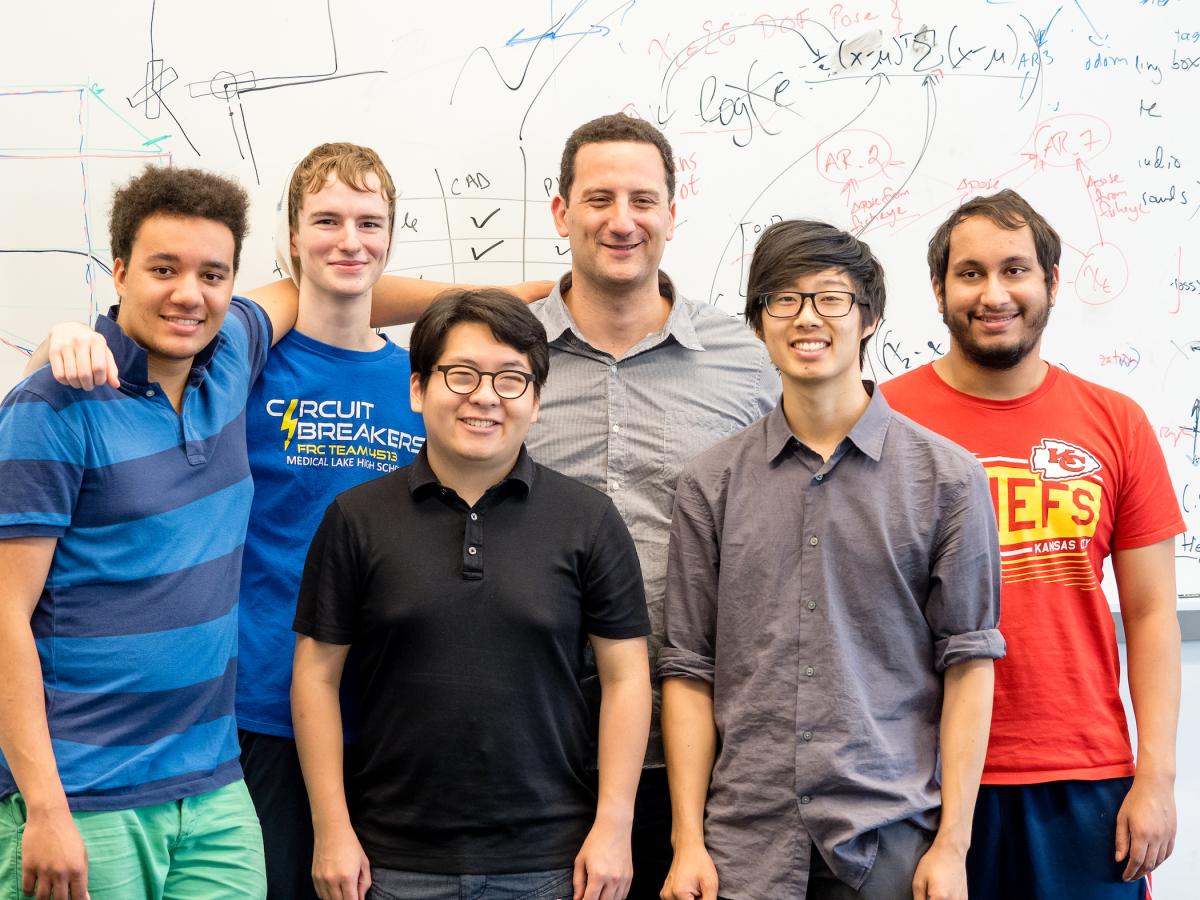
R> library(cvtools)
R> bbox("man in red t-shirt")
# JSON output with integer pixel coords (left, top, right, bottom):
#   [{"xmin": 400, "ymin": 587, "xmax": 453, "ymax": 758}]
[{"xmin": 882, "ymin": 189, "xmax": 1182, "ymax": 900}]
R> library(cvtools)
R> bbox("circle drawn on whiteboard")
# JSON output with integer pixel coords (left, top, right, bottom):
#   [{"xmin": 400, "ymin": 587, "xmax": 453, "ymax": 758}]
[
  {"xmin": 815, "ymin": 130, "xmax": 902, "ymax": 185},
  {"xmin": 1028, "ymin": 114, "xmax": 1112, "ymax": 169},
  {"xmin": 210, "ymin": 71, "xmax": 237, "ymax": 101},
  {"xmin": 1075, "ymin": 242, "xmax": 1128, "ymax": 305}
]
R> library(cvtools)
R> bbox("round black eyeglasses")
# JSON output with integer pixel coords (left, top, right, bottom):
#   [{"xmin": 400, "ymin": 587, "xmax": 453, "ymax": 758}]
[{"xmin": 434, "ymin": 364, "xmax": 535, "ymax": 399}]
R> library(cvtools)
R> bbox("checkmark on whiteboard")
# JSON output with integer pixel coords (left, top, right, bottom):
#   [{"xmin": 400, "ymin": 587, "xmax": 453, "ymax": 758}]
[
  {"xmin": 470, "ymin": 208, "xmax": 501, "ymax": 228},
  {"xmin": 470, "ymin": 240, "xmax": 504, "ymax": 260}
]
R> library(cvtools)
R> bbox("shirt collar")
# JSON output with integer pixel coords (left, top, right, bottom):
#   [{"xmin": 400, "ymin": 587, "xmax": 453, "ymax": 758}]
[
  {"xmin": 408, "ymin": 444, "xmax": 535, "ymax": 500},
  {"xmin": 765, "ymin": 381, "xmax": 891, "ymax": 463},
  {"xmin": 538, "ymin": 271, "xmax": 704, "ymax": 352},
  {"xmin": 98, "ymin": 304, "xmax": 224, "ymax": 388}
]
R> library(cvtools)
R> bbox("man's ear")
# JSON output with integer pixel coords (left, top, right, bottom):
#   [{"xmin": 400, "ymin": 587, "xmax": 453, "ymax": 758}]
[
  {"xmin": 1048, "ymin": 263, "xmax": 1060, "ymax": 308},
  {"xmin": 112, "ymin": 258, "xmax": 128, "ymax": 304},
  {"xmin": 410, "ymin": 371, "xmax": 425, "ymax": 415},
  {"xmin": 932, "ymin": 277, "xmax": 945, "ymax": 316}
]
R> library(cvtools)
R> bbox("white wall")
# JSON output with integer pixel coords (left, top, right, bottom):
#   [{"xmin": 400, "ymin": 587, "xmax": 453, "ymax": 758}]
[{"xmin": 1119, "ymin": 641, "xmax": 1198, "ymax": 898}]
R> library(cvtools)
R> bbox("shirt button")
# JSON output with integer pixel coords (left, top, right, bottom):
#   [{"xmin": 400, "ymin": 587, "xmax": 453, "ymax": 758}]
[
  {"xmin": 470, "ymin": 513, "xmax": 478, "ymax": 521},
  {"xmin": 809, "ymin": 536, "xmax": 819, "ymax": 546},
  {"xmin": 805, "ymin": 666, "xmax": 815, "ymax": 677},
  {"xmin": 802, "ymin": 731, "xmax": 813, "ymax": 741},
  {"xmin": 814, "ymin": 474, "xmax": 823, "ymax": 482},
  {"xmin": 145, "ymin": 389, "xmax": 155, "ymax": 397},
  {"xmin": 467, "ymin": 546, "xmax": 478, "ymax": 556},
  {"xmin": 610, "ymin": 365, "xmax": 618, "ymax": 373},
  {"xmin": 612, "ymin": 424, "xmax": 621, "ymax": 433},
  {"xmin": 807, "ymin": 600, "xmax": 817, "ymax": 611},
  {"xmin": 800, "ymin": 795, "xmax": 812, "ymax": 805},
  {"xmin": 612, "ymin": 481, "xmax": 621, "ymax": 491}
]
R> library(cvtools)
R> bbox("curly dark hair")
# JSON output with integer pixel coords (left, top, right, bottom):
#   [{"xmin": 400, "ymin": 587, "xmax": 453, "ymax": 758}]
[
  {"xmin": 409, "ymin": 289, "xmax": 549, "ymax": 396},
  {"xmin": 559, "ymin": 113, "xmax": 676, "ymax": 202},
  {"xmin": 109, "ymin": 166, "xmax": 250, "ymax": 271}
]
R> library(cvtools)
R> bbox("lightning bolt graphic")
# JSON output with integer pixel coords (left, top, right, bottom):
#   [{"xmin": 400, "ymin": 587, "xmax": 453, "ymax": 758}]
[{"xmin": 281, "ymin": 398, "xmax": 299, "ymax": 450}]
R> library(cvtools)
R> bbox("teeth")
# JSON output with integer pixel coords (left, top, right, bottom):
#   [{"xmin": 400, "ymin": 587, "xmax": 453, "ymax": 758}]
[
  {"xmin": 792, "ymin": 341, "xmax": 828, "ymax": 351},
  {"xmin": 463, "ymin": 418, "xmax": 498, "ymax": 427},
  {"xmin": 165, "ymin": 317, "xmax": 201, "ymax": 325}
]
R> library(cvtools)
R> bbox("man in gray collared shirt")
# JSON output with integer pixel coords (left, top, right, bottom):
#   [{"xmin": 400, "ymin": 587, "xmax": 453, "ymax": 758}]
[
  {"xmin": 525, "ymin": 114, "xmax": 778, "ymax": 897},
  {"xmin": 659, "ymin": 220, "xmax": 1004, "ymax": 900}
]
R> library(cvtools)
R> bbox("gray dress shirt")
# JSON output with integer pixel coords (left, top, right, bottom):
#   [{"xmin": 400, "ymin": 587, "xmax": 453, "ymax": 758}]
[
  {"xmin": 659, "ymin": 387, "xmax": 1005, "ymax": 899},
  {"xmin": 526, "ymin": 273, "xmax": 779, "ymax": 765}
]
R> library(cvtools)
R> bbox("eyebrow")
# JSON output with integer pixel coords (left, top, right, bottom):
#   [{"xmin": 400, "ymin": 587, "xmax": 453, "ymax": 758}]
[
  {"xmin": 442, "ymin": 356, "xmax": 531, "ymax": 370},
  {"xmin": 144, "ymin": 252, "xmax": 231, "ymax": 273},
  {"xmin": 307, "ymin": 209, "xmax": 387, "ymax": 220}
]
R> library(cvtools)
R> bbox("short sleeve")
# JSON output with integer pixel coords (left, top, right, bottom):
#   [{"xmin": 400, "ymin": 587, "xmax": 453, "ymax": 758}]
[
  {"xmin": 657, "ymin": 469, "xmax": 720, "ymax": 683},
  {"xmin": 226, "ymin": 296, "xmax": 273, "ymax": 383},
  {"xmin": 1111, "ymin": 400, "xmax": 1185, "ymax": 551},
  {"xmin": 926, "ymin": 463, "xmax": 1007, "ymax": 671},
  {"xmin": 0, "ymin": 385, "xmax": 85, "ymax": 538},
  {"xmin": 580, "ymin": 499, "xmax": 650, "ymax": 640},
  {"xmin": 293, "ymin": 499, "xmax": 362, "ymax": 644}
]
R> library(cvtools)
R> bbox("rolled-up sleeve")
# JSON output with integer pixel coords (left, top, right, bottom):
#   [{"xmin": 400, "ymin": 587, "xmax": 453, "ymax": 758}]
[
  {"xmin": 927, "ymin": 463, "xmax": 1006, "ymax": 671},
  {"xmin": 657, "ymin": 469, "xmax": 720, "ymax": 683}
]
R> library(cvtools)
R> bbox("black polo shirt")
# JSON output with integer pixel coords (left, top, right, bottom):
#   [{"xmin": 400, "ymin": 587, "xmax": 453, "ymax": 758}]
[{"xmin": 294, "ymin": 446, "xmax": 650, "ymax": 874}]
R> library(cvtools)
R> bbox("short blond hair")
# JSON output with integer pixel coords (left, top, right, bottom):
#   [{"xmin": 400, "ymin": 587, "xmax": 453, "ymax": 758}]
[{"xmin": 287, "ymin": 142, "xmax": 397, "ymax": 276}]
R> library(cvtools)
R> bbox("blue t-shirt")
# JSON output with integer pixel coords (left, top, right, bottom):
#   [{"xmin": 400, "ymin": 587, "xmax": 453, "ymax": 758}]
[
  {"xmin": 235, "ymin": 329, "xmax": 425, "ymax": 737},
  {"xmin": 0, "ymin": 297, "xmax": 270, "ymax": 811}
]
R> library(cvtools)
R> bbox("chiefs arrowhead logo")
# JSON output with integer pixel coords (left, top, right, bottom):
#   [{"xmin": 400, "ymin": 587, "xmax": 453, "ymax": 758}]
[{"xmin": 1030, "ymin": 439, "xmax": 1102, "ymax": 481}]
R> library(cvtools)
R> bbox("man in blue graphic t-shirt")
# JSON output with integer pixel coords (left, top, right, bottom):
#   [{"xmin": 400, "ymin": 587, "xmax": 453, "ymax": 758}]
[{"xmin": 233, "ymin": 142, "xmax": 427, "ymax": 900}]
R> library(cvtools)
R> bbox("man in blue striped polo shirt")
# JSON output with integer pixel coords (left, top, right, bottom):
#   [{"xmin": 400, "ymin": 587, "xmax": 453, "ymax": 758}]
[{"xmin": 0, "ymin": 166, "xmax": 303, "ymax": 899}]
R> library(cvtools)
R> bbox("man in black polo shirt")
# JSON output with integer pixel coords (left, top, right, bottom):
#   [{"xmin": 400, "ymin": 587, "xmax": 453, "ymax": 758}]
[{"xmin": 291, "ymin": 289, "xmax": 652, "ymax": 900}]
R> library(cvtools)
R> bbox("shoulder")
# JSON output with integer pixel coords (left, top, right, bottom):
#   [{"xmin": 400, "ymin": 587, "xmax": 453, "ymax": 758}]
[
  {"xmin": 1053, "ymin": 369, "xmax": 1147, "ymax": 419},
  {"xmin": 883, "ymin": 407, "xmax": 985, "ymax": 481},
  {"xmin": 531, "ymin": 461, "xmax": 616, "ymax": 509},
  {"xmin": 221, "ymin": 295, "xmax": 272, "ymax": 345},
  {"xmin": 879, "ymin": 364, "xmax": 938, "ymax": 402},
  {"xmin": 330, "ymin": 467, "xmax": 412, "ymax": 518},
  {"xmin": 1, "ymin": 368, "xmax": 119, "ymax": 418},
  {"xmin": 679, "ymin": 416, "xmax": 768, "ymax": 489},
  {"xmin": 682, "ymin": 297, "xmax": 761, "ymax": 347}
]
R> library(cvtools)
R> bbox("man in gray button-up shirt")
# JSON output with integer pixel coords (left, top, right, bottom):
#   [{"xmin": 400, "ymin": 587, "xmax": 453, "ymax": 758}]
[
  {"xmin": 659, "ymin": 220, "xmax": 1004, "ymax": 900},
  {"xmin": 524, "ymin": 114, "xmax": 778, "ymax": 898}
]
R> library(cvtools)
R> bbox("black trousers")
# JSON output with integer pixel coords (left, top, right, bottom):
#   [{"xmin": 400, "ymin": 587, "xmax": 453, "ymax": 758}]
[{"xmin": 239, "ymin": 729, "xmax": 320, "ymax": 900}]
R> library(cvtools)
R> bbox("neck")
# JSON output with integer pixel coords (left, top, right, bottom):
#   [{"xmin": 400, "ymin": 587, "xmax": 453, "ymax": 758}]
[
  {"xmin": 147, "ymin": 355, "xmax": 192, "ymax": 413},
  {"xmin": 425, "ymin": 445, "xmax": 519, "ymax": 508},
  {"xmin": 780, "ymin": 374, "xmax": 872, "ymax": 461},
  {"xmin": 563, "ymin": 273, "xmax": 671, "ymax": 358},
  {"xmin": 293, "ymin": 282, "xmax": 383, "ymax": 351},
  {"xmin": 933, "ymin": 347, "xmax": 1048, "ymax": 400}
]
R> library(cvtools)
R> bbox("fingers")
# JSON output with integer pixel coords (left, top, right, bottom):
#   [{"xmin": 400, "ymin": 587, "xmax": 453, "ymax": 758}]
[
  {"xmin": 1114, "ymin": 811, "xmax": 1130, "ymax": 863},
  {"xmin": 1121, "ymin": 831, "xmax": 1149, "ymax": 882},
  {"xmin": 70, "ymin": 869, "xmax": 91, "ymax": 900},
  {"xmin": 573, "ymin": 855, "xmax": 587, "ymax": 900}
]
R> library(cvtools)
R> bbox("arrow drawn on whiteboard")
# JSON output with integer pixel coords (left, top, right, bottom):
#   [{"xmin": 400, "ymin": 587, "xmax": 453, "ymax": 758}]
[
  {"xmin": 856, "ymin": 75, "xmax": 937, "ymax": 236},
  {"xmin": 706, "ymin": 73, "xmax": 887, "ymax": 303},
  {"xmin": 1188, "ymin": 399, "xmax": 1200, "ymax": 466}
]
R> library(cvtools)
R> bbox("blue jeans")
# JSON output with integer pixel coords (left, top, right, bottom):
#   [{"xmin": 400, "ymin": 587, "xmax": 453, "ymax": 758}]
[{"xmin": 367, "ymin": 866, "xmax": 574, "ymax": 900}]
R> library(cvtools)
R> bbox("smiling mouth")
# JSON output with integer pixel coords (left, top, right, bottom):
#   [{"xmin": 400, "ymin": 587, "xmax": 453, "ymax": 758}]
[
  {"xmin": 162, "ymin": 315, "xmax": 203, "ymax": 326},
  {"xmin": 603, "ymin": 241, "xmax": 642, "ymax": 252},
  {"xmin": 790, "ymin": 339, "xmax": 830, "ymax": 352},
  {"xmin": 462, "ymin": 417, "xmax": 499, "ymax": 428}
]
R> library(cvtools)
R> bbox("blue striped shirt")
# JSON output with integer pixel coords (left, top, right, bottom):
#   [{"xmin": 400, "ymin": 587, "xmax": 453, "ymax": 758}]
[{"xmin": 0, "ymin": 297, "xmax": 270, "ymax": 811}]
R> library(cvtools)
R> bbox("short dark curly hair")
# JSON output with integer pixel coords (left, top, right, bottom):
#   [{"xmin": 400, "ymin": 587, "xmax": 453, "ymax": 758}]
[
  {"xmin": 559, "ymin": 113, "xmax": 675, "ymax": 202},
  {"xmin": 109, "ymin": 166, "xmax": 250, "ymax": 271},
  {"xmin": 409, "ymin": 289, "xmax": 549, "ymax": 396}
]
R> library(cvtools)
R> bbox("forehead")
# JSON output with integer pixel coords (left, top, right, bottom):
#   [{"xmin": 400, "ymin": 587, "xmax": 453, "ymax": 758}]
[
  {"xmin": 439, "ymin": 320, "xmax": 531, "ymax": 365},
  {"xmin": 570, "ymin": 141, "xmax": 668, "ymax": 193},
  {"xmin": 948, "ymin": 216, "xmax": 1038, "ymax": 261},
  {"xmin": 780, "ymin": 267, "xmax": 857, "ymax": 292},
  {"xmin": 129, "ymin": 213, "xmax": 235, "ymax": 262},
  {"xmin": 299, "ymin": 171, "xmax": 387, "ymax": 213}
]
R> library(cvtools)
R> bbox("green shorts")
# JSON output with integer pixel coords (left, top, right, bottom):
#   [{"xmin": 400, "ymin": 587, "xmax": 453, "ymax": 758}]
[{"xmin": 0, "ymin": 780, "xmax": 265, "ymax": 900}]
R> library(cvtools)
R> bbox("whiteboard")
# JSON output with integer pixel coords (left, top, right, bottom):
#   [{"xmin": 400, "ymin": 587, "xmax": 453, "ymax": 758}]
[{"xmin": 4, "ymin": 0, "xmax": 1200, "ymax": 608}]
